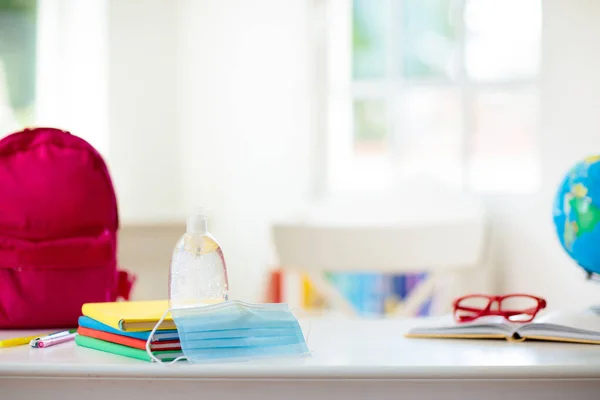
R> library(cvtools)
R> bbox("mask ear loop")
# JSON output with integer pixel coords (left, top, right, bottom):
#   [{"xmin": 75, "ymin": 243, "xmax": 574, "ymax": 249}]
[
  {"xmin": 146, "ymin": 309, "xmax": 188, "ymax": 365},
  {"xmin": 291, "ymin": 307, "xmax": 312, "ymax": 344}
]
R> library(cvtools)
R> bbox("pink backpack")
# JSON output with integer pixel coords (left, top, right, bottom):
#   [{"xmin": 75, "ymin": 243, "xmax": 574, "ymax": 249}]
[{"xmin": 0, "ymin": 127, "xmax": 135, "ymax": 328}]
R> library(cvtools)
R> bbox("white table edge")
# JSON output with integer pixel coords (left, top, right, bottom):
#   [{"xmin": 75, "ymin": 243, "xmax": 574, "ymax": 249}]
[{"xmin": 1, "ymin": 364, "xmax": 599, "ymax": 380}]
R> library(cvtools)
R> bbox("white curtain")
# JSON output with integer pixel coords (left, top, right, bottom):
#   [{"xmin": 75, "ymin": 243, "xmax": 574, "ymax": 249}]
[{"xmin": 36, "ymin": 0, "xmax": 109, "ymax": 155}]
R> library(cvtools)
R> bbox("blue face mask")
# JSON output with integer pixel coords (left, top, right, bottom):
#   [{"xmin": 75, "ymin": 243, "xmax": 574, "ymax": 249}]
[{"xmin": 146, "ymin": 300, "xmax": 310, "ymax": 364}]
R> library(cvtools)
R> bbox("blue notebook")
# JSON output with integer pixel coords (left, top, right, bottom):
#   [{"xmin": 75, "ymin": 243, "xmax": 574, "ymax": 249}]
[{"xmin": 78, "ymin": 316, "xmax": 179, "ymax": 341}]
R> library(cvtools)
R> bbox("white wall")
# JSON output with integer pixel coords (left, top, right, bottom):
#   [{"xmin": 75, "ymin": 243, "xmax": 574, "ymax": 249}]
[
  {"xmin": 105, "ymin": 0, "xmax": 314, "ymax": 301},
  {"xmin": 108, "ymin": 0, "xmax": 182, "ymax": 225},
  {"xmin": 493, "ymin": 0, "xmax": 600, "ymax": 309},
  {"xmin": 178, "ymin": 0, "xmax": 314, "ymax": 302}
]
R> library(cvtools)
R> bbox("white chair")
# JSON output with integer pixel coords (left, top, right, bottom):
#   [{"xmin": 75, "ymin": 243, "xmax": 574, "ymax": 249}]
[{"xmin": 272, "ymin": 192, "xmax": 491, "ymax": 316}]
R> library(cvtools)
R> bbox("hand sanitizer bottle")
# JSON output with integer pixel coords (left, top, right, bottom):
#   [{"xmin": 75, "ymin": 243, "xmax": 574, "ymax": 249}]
[{"xmin": 169, "ymin": 210, "xmax": 229, "ymax": 309}]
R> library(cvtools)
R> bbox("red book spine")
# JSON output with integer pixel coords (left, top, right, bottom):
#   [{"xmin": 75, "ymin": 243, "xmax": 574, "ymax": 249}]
[{"xmin": 77, "ymin": 327, "xmax": 181, "ymax": 351}]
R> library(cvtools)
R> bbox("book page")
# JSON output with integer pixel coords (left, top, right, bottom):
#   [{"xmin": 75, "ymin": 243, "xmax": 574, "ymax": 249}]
[
  {"xmin": 518, "ymin": 308, "xmax": 600, "ymax": 341},
  {"xmin": 407, "ymin": 314, "xmax": 515, "ymax": 337}
]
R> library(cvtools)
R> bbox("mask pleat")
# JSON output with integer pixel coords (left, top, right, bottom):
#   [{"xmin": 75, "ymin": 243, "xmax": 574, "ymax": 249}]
[{"xmin": 164, "ymin": 300, "xmax": 310, "ymax": 363}]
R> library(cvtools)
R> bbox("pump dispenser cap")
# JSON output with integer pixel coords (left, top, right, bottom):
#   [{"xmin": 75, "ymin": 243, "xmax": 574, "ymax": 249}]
[{"xmin": 186, "ymin": 208, "xmax": 208, "ymax": 234}]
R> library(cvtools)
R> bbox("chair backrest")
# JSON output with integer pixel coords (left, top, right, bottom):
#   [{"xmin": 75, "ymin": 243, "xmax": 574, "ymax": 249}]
[
  {"xmin": 274, "ymin": 222, "xmax": 487, "ymax": 273},
  {"xmin": 271, "ymin": 193, "xmax": 489, "ymax": 317}
]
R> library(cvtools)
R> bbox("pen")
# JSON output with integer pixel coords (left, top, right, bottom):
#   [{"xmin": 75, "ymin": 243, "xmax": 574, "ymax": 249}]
[
  {"xmin": 36, "ymin": 332, "xmax": 77, "ymax": 348},
  {"xmin": 30, "ymin": 329, "xmax": 77, "ymax": 348}
]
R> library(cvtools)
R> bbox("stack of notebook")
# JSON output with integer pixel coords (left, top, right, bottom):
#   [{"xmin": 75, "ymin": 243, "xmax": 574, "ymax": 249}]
[{"xmin": 76, "ymin": 300, "xmax": 183, "ymax": 362}]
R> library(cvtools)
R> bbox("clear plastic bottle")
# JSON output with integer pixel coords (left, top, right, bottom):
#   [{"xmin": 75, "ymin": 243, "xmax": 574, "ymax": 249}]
[{"xmin": 169, "ymin": 211, "xmax": 229, "ymax": 309}]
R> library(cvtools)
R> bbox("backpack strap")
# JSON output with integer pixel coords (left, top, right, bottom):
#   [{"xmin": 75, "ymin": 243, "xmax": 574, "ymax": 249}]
[{"xmin": 115, "ymin": 269, "xmax": 137, "ymax": 300}]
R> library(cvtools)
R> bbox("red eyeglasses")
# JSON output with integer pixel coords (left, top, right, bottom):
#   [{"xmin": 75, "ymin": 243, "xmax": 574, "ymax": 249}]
[{"xmin": 452, "ymin": 294, "xmax": 547, "ymax": 323}]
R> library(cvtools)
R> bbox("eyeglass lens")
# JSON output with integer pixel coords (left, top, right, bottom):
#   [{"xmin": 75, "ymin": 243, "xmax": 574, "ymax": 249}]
[
  {"xmin": 500, "ymin": 295, "xmax": 540, "ymax": 322},
  {"xmin": 455, "ymin": 295, "xmax": 491, "ymax": 320}
]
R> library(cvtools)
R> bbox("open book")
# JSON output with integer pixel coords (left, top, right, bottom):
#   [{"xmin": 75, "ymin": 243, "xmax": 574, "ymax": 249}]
[{"xmin": 406, "ymin": 308, "xmax": 600, "ymax": 344}]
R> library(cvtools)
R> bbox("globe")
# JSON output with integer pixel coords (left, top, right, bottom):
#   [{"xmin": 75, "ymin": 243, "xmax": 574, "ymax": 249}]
[{"xmin": 554, "ymin": 155, "xmax": 600, "ymax": 276}]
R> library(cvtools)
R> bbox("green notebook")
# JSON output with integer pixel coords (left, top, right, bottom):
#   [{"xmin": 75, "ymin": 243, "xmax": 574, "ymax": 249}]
[{"xmin": 75, "ymin": 335, "xmax": 184, "ymax": 362}]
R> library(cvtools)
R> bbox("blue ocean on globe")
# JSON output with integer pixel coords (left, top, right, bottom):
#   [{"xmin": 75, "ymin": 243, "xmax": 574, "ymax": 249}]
[{"xmin": 553, "ymin": 155, "xmax": 600, "ymax": 276}]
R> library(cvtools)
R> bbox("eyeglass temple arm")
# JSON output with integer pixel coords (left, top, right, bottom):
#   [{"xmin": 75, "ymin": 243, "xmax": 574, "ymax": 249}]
[{"xmin": 455, "ymin": 305, "xmax": 488, "ymax": 313}]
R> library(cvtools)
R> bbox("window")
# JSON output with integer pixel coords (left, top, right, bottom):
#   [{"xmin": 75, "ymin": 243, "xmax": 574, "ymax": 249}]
[
  {"xmin": 0, "ymin": 0, "xmax": 109, "ymax": 153},
  {"xmin": 324, "ymin": 0, "xmax": 541, "ymax": 193},
  {"xmin": 0, "ymin": 0, "xmax": 37, "ymax": 134}
]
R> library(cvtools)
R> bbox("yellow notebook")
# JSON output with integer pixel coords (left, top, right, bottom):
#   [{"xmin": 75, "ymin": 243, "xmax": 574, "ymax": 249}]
[
  {"xmin": 82, "ymin": 300, "xmax": 174, "ymax": 332},
  {"xmin": 405, "ymin": 308, "xmax": 600, "ymax": 345}
]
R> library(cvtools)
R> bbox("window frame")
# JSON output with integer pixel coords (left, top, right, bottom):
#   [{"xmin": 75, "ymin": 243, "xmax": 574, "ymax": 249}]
[{"xmin": 319, "ymin": 0, "xmax": 541, "ymax": 196}]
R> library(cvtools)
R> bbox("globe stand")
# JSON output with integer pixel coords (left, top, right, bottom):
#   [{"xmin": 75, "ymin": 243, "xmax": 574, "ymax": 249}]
[
  {"xmin": 582, "ymin": 271, "xmax": 600, "ymax": 315},
  {"xmin": 585, "ymin": 270, "xmax": 600, "ymax": 283}
]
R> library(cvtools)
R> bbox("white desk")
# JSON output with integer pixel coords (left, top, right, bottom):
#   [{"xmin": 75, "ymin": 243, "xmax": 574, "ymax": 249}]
[{"xmin": 1, "ymin": 317, "xmax": 600, "ymax": 400}]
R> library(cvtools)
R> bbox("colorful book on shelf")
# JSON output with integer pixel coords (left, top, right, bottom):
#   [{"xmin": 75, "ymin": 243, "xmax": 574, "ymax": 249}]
[
  {"xmin": 75, "ymin": 335, "xmax": 183, "ymax": 362},
  {"xmin": 77, "ymin": 327, "xmax": 181, "ymax": 351},
  {"xmin": 405, "ymin": 308, "xmax": 600, "ymax": 345},
  {"xmin": 81, "ymin": 300, "xmax": 174, "ymax": 332},
  {"xmin": 77, "ymin": 316, "xmax": 178, "ymax": 341},
  {"xmin": 300, "ymin": 271, "xmax": 432, "ymax": 317}
]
